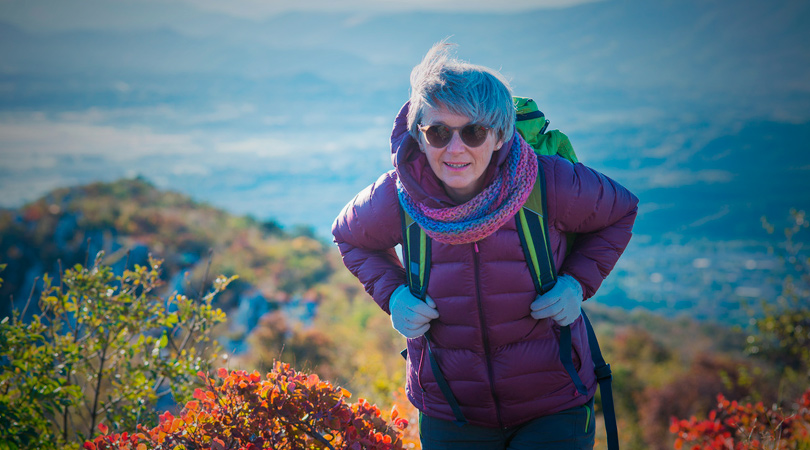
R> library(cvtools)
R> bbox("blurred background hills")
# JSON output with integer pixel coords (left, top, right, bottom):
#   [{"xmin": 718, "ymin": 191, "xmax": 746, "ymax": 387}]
[{"xmin": 2, "ymin": 0, "xmax": 808, "ymax": 323}]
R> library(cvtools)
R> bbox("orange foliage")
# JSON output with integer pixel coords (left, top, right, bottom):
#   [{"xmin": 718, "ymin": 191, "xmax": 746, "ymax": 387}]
[
  {"xmin": 670, "ymin": 388, "xmax": 810, "ymax": 450},
  {"xmin": 84, "ymin": 362, "xmax": 409, "ymax": 450},
  {"xmin": 391, "ymin": 388, "xmax": 420, "ymax": 449}
]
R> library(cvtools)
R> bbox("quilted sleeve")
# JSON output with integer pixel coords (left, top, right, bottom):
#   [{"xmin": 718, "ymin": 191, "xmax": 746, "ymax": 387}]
[
  {"xmin": 543, "ymin": 156, "xmax": 639, "ymax": 300},
  {"xmin": 331, "ymin": 171, "xmax": 406, "ymax": 314}
]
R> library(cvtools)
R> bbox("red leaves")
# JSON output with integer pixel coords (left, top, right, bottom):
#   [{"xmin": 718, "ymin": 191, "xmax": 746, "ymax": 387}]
[
  {"xmin": 83, "ymin": 423, "xmax": 147, "ymax": 450},
  {"xmin": 801, "ymin": 389, "xmax": 810, "ymax": 409},
  {"xmin": 670, "ymin": 388, "xmax": 810, "ymax": 449},
  {"xmin": 393, "ymin": 417, "xmax": 409, "ymax": 430},
  {"xmin": 83, "ymin": 362, "xmax": 408, "ymax": 450}
]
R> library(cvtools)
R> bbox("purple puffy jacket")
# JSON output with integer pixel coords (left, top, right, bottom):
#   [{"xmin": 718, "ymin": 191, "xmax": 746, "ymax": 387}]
[{"xmin": 332, "ymin": 103, "xmax": 639, "ymax": 428}]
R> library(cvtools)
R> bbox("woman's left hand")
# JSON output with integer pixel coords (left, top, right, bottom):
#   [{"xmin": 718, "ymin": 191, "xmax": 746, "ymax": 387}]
[{"xmin": 529, "ymin": 274, "xmax": 583, "ymax": 326}]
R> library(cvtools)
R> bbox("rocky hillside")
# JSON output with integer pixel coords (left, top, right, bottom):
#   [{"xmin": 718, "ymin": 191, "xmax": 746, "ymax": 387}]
[{"xmin": 0, "ymin": 177, "xmax": 336, "ymax": 351}]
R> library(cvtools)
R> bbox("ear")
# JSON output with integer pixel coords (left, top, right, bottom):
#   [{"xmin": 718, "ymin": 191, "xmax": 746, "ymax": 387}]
[
  {"xmin": 494, "ymin": 140, "xmax": 504, "ymax": 151},
  {"xmin": 416, "ymin": 133, "xmax": 427, "ymax": 153}
]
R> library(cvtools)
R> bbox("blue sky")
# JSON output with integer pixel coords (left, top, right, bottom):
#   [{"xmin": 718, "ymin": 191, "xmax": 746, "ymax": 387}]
[{"xmin": 1, "ymin": 0, "xmax": 808, "ymax": 240}]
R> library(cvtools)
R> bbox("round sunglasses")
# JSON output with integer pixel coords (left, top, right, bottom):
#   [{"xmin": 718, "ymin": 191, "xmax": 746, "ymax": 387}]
[{"xmin": 418, "ymin": 123, "xmax": 491, "ymax": 148}]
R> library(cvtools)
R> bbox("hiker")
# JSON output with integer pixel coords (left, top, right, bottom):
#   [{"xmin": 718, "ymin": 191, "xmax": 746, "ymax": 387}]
[{"xmin": 332, "ymin": 41, "xmax": 638, "ymax": 450}]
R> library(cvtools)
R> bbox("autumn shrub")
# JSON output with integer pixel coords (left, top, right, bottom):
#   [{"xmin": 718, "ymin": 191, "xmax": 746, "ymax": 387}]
[
  {"xmin": 747, "ymin": 210, "xmax": 809, "ymax": 402},
  {"xmin": 655, "ymin": 210, "xmax": 810, "ymax": 450},
  {"xmin": 85, "ymin": 362, "xmax": 410, "ymax": 450},
  {"xmin": 669, "ymin": 387, "xmax": 810, "ymax": 450},
  {"xmin": 0, "ymin": 253, "xmax": 232, "ymax": 449},
  {"xmin": 638, "ymin": 353, "xmax": 778, "ymax": 449}
]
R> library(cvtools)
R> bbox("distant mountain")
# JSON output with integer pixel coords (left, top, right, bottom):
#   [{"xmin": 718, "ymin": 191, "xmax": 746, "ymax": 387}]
[
  {"xmin": 1, "ymin": 0, "xmax": 808, "ymax": 240},
  {"xmin": 599, "ymin": 120, "xmax": 810, "ymax": 241}
]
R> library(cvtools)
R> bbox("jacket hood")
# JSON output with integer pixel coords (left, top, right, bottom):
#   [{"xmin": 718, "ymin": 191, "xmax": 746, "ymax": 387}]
[{"xmin": 390, "ymin": 101, "xmax": 515, "ymax": 208}]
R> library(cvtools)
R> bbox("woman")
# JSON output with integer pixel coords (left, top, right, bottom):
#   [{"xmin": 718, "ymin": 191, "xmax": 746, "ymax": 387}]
[{"xmin": 332, "ymin": 42, "xmax": 638, "ymax": 450}]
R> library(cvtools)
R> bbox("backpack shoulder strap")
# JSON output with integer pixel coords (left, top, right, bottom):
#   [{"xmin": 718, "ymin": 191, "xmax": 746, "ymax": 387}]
[
  {"xmin": 399, "ymin": 205, "xmax": 431, "ymax": 300},
  {"xmin": 398, "ymin": 204, "xmax": 467, "ymax": 426},
  {"xmin": 515, "ymin": 162, "xmax": 557, "ymax": 295},
  {"xmin": 515, "ymin": 160, "xmax": 620, "ymax": 450},
  {"xmin": 516, "ymin": 163, "xmax": 587, "ymax": 397},
  {"xmin": 583, "ymin": 311, "xmax": 619, "ymax": 450}
]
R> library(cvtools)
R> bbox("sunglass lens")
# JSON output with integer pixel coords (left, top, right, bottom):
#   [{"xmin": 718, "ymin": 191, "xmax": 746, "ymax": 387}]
[
  {"xmin": 461, "ymin": 125, "xmax": 487, "ymax": 147},
  {"xmin": 426, "ymin": 125, "xmax": 452, "ymax": 147}
]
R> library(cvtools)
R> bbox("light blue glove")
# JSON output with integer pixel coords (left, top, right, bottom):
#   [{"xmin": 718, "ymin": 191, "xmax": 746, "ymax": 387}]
[
  {"xmin": 530, "ymin": 274, "xmax": 583, "ymax": 326},
  {"xmin": 389, "ymin": 284, "xmax": 440, "ymax": 339}
]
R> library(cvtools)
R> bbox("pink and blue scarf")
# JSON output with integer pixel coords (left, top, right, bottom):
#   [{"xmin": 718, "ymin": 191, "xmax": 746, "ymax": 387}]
[{"xmin": 397, "ymin": 133, "xmax": 538, "ymax": 245}]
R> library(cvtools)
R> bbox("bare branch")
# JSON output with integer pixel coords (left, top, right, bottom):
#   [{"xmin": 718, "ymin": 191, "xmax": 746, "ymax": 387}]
[
  {"xmin": 197, "ymin": 248, "xmax": 214, "ymax": 304},
  {"xmin": 20, "ymin": 276, "xmax": 39, "ymax": 321},
  {"xmin": 151, "ymin": 250, "xmax": 214, "ymax": 394},
  {"xmin": 88, "ymin": 331, "xmax": 111, "ymax": 438},
  {"xmin": 84, "ymin": 238, "xmax": 91, "ymax": 269}
]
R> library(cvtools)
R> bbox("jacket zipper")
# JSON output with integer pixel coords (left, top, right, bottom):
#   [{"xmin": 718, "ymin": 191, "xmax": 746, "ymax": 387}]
[
  {"xmin": 473, "ymin": 241, "xmax": 504, "ymax": 428},
  {"xmin": 418, "ymin": 337, "xmax": 427, "ymax": 410}
]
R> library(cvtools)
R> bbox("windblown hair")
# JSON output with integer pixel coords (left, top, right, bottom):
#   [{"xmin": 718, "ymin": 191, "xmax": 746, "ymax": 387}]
[{"xmin": 407, "ymin": 41, "xmax": 515, "ymax": 144}]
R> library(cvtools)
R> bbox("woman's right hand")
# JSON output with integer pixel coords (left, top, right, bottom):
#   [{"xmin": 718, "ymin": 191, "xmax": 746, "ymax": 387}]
[{"xmin": 389, "ymin": 285, "xmax": 440, "ymax": 338}]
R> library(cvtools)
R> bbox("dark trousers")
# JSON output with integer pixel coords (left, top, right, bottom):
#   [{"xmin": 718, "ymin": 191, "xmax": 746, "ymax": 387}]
[{"xmin": 419, "ymin": 397, "xmax": 596, "ymax": 450}]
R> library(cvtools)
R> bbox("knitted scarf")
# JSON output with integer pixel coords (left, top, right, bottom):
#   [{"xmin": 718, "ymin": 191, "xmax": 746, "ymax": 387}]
[{"xmin": 397, "ymin": 133, "xmax": 538, "ymax": 245}]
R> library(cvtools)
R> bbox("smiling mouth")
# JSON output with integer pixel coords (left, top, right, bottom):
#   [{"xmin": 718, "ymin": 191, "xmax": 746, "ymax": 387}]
[{"xmin": 444, "ymin": 162, "xmax": 470, "ymax": 169}]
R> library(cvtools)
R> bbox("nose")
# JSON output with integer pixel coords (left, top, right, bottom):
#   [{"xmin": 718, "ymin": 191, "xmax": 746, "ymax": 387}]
[{"xmin": 446, "ymin": 131, "xmax": 465, "ymax": 153}]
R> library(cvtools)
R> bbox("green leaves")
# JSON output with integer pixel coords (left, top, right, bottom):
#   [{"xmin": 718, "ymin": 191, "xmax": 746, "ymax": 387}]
[
  {"xmin": 0, "ymin": 254, "xmax": 233, "ymax": 449},
  {"xmin": 746, "ymin": 210, "xmax": 810, "ymax": 399}
]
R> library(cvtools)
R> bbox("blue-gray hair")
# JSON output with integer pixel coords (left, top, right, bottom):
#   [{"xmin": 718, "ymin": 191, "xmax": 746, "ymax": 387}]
[{"xmin": 407, "ymin": 41, "xmax": 515, "ymax": 144}]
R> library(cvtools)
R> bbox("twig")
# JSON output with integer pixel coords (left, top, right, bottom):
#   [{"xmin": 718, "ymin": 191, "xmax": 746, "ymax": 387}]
[
  {"xmin": 150, "ymin": 249, "xmax": 213, "ymax": 394},
  {"xmin": 196, "ymin": 248, "xmax": 214, "ymax": 303},
  {"xmin": 295, "ymin": 421, "xmax": 336, "ymax": 450},
  {"xmin": 84, "ymin": 238, "xmax": 91, "ymax": 269},
  {"xmin": 20, "ymin": 276, "xmax": 39, "ymax": 321},
  {"xmin": 275, "ymin": 408, "xmax": 336, "ymax": 450},
  {"xmin": 61, "ymin": 276, "xmax": 80, "ymax": 443},
  {"xmin": 62, "ymin": 393, "xmax": 69, "ymax": 441},
  {"xmin": 57, "ymin": 259, "xmax": 63, "ymax": 290},
  {"xmin": 88, "ymin": 332, "xmax": 111, "ymax": 438},
  {"xmin": 166, "ymin": 331, "xmax": 181, "ymax": 354}
]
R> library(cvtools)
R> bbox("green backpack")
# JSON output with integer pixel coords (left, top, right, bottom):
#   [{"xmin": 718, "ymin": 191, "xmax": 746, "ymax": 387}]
[{"xmin": 399, "ymin": 97, "xmax": 619, "ymax": 450}]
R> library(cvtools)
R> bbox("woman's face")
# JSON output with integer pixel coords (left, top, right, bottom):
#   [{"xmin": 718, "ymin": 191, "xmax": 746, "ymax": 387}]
[{"xmin": 419, "ymin": 106, "xmax": 503, "ymax": 204}]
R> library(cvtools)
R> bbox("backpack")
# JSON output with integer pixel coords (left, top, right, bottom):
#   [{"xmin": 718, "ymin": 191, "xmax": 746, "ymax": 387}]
[{"xmin": 398, "ymin": 97, "xmax": 619, "ymax": 450}]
